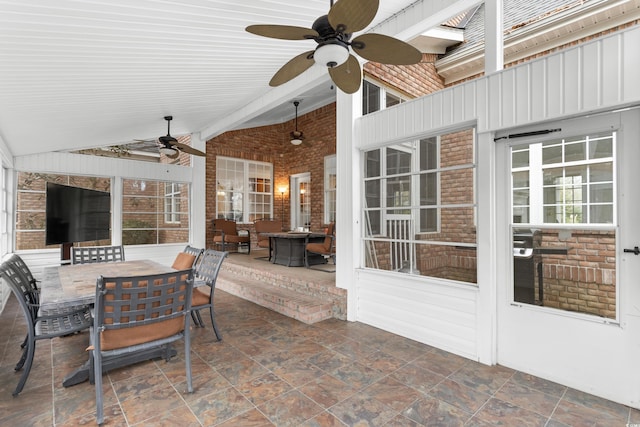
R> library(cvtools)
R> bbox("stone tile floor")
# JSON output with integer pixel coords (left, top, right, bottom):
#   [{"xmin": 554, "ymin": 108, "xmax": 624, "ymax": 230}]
[{"xmin": 1, "ymin": 290, "xmax": 638, "ymax": 426}]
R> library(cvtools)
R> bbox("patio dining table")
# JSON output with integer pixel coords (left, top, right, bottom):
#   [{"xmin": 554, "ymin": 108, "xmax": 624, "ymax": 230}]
[{"xmin": 40, "ymin": 259, "xmax": 177, "ymax": 387}]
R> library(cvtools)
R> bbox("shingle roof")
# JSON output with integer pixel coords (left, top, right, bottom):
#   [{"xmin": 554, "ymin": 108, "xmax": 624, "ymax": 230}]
[{"xmin": 444, "ymin": 0, "xmax": 594, "ymax": 57}]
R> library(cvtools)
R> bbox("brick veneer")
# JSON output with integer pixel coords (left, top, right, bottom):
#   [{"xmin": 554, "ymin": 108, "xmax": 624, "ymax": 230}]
[{"xmin": 205, "ymin": 104, "xmax": 336, "ymax": 249}]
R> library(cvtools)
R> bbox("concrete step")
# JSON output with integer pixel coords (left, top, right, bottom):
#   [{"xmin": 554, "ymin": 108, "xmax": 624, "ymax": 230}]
[{"xmin": 216, "ymin": 271, "xmax": 334, "ymax": 324}]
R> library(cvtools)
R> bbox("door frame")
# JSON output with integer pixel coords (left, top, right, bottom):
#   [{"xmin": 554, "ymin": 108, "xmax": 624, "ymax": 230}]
[{"xmin": 495, "ymin": 108, "xmax": 640, "ymax": 409}]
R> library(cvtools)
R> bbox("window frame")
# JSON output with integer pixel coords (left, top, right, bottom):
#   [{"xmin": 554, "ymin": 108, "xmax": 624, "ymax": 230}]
[
  {"xmin": 362, "ymin": 77, "xmax": 408, "ymax": 116},
  {"xmin": 324, "ymin": 155, "xmax": 336, "ymax": 223},
  {"xmin": 215, "ymin": 156, "xmax": 273, "ymax": 223}
]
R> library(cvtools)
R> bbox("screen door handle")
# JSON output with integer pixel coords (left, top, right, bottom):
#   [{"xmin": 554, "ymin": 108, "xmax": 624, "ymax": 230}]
[{"xmin": 624, "ymin": 246, "xmax": 639, "ymax": 255}]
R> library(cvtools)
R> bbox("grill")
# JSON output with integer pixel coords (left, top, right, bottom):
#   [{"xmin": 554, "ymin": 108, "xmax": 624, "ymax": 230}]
[{"xmin": 513, "ymin": 228, "xmax": 542, "ymax": 305}]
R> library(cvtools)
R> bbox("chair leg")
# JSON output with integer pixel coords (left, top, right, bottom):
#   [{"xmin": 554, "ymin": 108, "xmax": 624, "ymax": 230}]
[
  {"xmin": 190, "ymin": 311, "xmax": 199, "ymax": 327},
  {"xmin": 93, "ymin": 348, "xmax": 104, "ymax": 425},
  {"xmin": 210, "ymin": 308, "xmax": 222, "ymax": 341},
  {"xmin": 13, "ymin": 337, "xmax": 36, "ymax": 396},
  {"xmin": 15, "ymin": 344, "xmax": 28, "ymax": 371},
  {"xmin": 194, "ymin": 309, "xmax": 205, "ymax": 327}
]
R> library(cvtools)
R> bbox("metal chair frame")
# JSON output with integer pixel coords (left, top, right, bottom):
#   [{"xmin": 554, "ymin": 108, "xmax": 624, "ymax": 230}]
[
  {"xmin": 71, "ymin": 245, "xmax": 125, "ymax": 264},
  {"xmin": 191, "ymin": 249, "xmax": 228, "ymax": 340},
  {"xmin": 91, "ymin": 269, "xmax": 194, "ymax": 424},
  {"xmin": 0, "ymin": 258, "xmax": 92, "ymax": 396}
]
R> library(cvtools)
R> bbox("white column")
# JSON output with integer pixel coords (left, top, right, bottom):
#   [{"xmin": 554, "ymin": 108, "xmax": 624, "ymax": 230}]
[
  {"xmin": 336, "ymin": 86, "xmax": 362, "ymax": 321},
  {"xmin": 111, "ymin": 177, "xmax": 123, "ymax": 246},
  {"xmin": 475, "ymin": 130, "xmax": 498, "ymax": 365},
  {"xmin": 190, "ymin": 132, "xmax": 207, "ymax": 249},
  {"xmin": 484, "ymin": 0, "xmax": 504, "ymax": 75}
]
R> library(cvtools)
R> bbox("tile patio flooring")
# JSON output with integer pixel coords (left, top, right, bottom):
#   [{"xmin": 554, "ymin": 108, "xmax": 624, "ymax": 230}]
[{"xmin": 1, "ymin": 289, "xmax": 638, "ymax": 426}]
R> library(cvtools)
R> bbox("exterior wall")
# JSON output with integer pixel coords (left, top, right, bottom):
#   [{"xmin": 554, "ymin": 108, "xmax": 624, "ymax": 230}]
[
  {"xmin": 354, "ymin": 26, "xmax": 640, "ymax": 367},
  {"xmin": 364, "ymin": 53, "xmax": 445, "ymax": 98},
  {"xmin": 204, "ymin": 104, "xmax": 336, "ymax": 248}
]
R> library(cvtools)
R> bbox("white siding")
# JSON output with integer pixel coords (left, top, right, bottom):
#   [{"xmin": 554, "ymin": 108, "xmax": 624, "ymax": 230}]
[
  {"xmin": 358, "ymin": 26, "xmax": 640, "ymax": 148},
  {"xmin": 357, "ymin": 270, "xmax": 479, "ymax": 359}
]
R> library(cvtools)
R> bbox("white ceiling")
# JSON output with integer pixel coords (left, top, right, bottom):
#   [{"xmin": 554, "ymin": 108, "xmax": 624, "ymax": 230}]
[{"xmin": 0, "ymin": 0, "xmax": 446, "ymax": 157}]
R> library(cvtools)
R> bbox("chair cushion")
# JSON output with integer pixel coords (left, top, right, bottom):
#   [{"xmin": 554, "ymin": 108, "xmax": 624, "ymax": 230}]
[
  {"xmin": 192, "ymin": 286, "xmax": 210, "ymax": 307},
  {"xmin": 214, "ymin": 235, "xmax": 249, "ymax": 244},
  {"xmin": 171, "ymin": 252, "xmax": 196, "ymax": 270},
  {"xmin": 100, "ymin": 317, "xmax": 184, "ymax": 351},
  {"xmin": 307, "ymin": 242, "xmax": 331, "ymax": 254}
]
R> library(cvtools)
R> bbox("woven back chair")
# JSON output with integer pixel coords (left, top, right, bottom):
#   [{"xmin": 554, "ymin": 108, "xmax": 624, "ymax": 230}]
[
  {"xmin": 92, "ymin": 269, "xmax": 194, "ymax": 424},
  {"xmin": 71, "ymin": 245, "xmax": 125, "ymax": 264},
  {"xmin": 0, "ymin": 258, "xmax": 92, "ymax": 396},
  {"xmin": 191, "ymin": 249, "xmax": 228, "ymax": 340}
]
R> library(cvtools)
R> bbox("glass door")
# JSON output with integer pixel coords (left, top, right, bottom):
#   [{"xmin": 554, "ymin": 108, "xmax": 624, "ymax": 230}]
[{"xmin": 290, "ymin": 172, "xmax": 310, "ymax": 231}]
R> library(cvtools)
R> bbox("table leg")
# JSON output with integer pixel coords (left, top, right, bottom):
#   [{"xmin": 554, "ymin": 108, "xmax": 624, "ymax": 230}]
[{"xmin": 63, "ymin": 345, "xmax": 177, "ymax": 387}]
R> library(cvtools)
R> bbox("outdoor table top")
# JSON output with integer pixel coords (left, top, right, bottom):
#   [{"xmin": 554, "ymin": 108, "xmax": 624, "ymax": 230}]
[{"xmin": 40, "ymin": 259, "xmax": 172, "ymax": 312}]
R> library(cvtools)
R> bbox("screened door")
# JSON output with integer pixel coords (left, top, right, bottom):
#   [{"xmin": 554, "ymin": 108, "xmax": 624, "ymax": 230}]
[{"xmin": 497, "ymin": 109, "xmax": 640, "ymax": 408}]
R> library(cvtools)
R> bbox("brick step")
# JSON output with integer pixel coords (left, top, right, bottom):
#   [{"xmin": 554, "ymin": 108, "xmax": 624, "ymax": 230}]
[{"xmin": 216, "ymin": 271, "xmax": 334, "ymax": 324}]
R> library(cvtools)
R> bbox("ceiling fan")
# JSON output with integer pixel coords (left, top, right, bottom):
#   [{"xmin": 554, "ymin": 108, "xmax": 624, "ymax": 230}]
[
  {"xmin": 290, "ymin": 101, "xmax": 304, "ymax": 145},
  {"xmin": 246, "ymin": 0, "xmax": 422, "ymax": 94},
  {"xmin": 155, "ymin": 116, "xmax": 206, "ymax": 159}
]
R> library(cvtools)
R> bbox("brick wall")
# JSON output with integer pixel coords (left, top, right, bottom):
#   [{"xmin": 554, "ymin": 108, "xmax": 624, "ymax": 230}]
[
  {"xmin": 205, "ymin": 104, "xmax": 336, "ymax": 249},
  {"xmin": 364, "ymin": 53, "xmax": 445, "ymax": 98},
  {"xmin": 539, "ymin": 229, "xmax": 616, "ymax": 318}
]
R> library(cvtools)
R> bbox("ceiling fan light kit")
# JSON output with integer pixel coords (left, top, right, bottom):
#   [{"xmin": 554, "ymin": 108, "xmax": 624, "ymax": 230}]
[
  {"xmin": 154, "ymin": 115, "xmax": 206, "ymax": 158},
  {"xmin": 246, "ymin": 0, "xmax": 422, "ymax": 94},
  {"xmin": 314, "ymin": 42, "xmax": 349, "ymax": 68},
  {"xmin": 159, "ymin": 146, "xmax": 178, "ymax": 156}
]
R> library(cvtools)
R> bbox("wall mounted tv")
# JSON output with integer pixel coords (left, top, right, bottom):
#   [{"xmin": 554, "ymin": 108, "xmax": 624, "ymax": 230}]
[{"xmin": 45, "ymin": 182, "xmax": 111, "ymax": 245}]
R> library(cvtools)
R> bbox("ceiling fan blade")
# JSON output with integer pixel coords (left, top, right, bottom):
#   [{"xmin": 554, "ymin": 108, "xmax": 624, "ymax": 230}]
[
  {"xmin": 172, "ymin": 141, "xmax": 206, "ymax": 157},
  {"xmin": 269, "ymin": 50, "xmax": 315, "ymax": 87},
  {"xmin": 328, "ymin": 54, "xmax": 362, "ymax": 94},
  {"xmin": 246, "ymin": 24, "xmax": 318, "ymax": 40},
  {"xmin": 328, "ymin": 0, "xmax": 379, "ymax": 34},
  {"xmin": 352, "ymin": 33, "xmax": 422, "ymax": 65}
]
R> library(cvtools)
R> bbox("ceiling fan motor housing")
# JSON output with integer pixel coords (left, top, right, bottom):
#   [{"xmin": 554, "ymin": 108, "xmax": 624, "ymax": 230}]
[{"xmin": 312, "ymin": 15, "xmax": 351, "ymax": 67}]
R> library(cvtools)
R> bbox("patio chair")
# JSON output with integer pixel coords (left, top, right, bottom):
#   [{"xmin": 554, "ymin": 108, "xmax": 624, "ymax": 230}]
[
  {"xmin": 0, "ymin": 259, "xmax": 92, "ymax": 396},
  {"xmin": 191, "ymin": 249, "xmax": 228, "ymax": 340},
  {"xmin": 71, "ymin": 245, "xmax": 125, "ymax": 264},
  {"xmin": 254, "ymin": 218, "xmax": 281, "ymax": 260},
  {"xmin": 212, "ymin": 219, "xmax": 250, "ymax": 254},
  {"xmin": 91, "ymin": 269, "xmax": 194, "ymax": 425},
  {"xmin": 305, "ymin": 223, "xmax": 336, "ymax": 271}
]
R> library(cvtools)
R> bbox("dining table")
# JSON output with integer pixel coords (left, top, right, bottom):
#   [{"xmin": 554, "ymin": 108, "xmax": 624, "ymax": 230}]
[{"xmin": 40, "ymin": 259, "xmax": 178, "ymax": 387}]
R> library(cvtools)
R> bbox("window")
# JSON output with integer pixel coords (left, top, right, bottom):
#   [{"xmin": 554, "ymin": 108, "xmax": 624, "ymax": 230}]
[
  {"xmin": 512, "ymin": 133, "xmax": 615, "ymax": 225},
  {"xmin": 1, "ymin": 166, "xmax": 9, "ymax": 255},
  {"xmin": 362, "ymin": 79, "xmax": 406, "ymax": 115},
  {"xmin": 164, "ymin": 182, "xmax": 181, "ymax": 223},
  {"xmin": 216, "ymin": 156, "xmax": 273, "ymax": 223},
  {"xmin": 510, "ymin": 130, "xmax": 617, "ymax": 317},
  {"xmin": 122, "ymin": 179, "xmax": 189, "ymax": 245},
  {"xmin": 15, "ymin": 173, "xmax": 112, "ymax": 250},
  {"xmin": 324, "ymin": 155, "xmax": 336, "ymax": 223},
  {"xmin": 363, "ymin": 128, "xmax": 477, "ymax": 282}
]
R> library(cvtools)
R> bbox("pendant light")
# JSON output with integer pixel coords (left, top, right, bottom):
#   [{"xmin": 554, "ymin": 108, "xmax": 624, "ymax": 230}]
[{"xmin": 290, "ymin": 100, "xmax": 304, "ymax": 145}]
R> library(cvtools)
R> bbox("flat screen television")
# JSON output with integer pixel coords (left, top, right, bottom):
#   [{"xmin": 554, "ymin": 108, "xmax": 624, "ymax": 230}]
[{"xmin": 45, "ymin": 182, "xmax": 111, "ymax": 245}]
